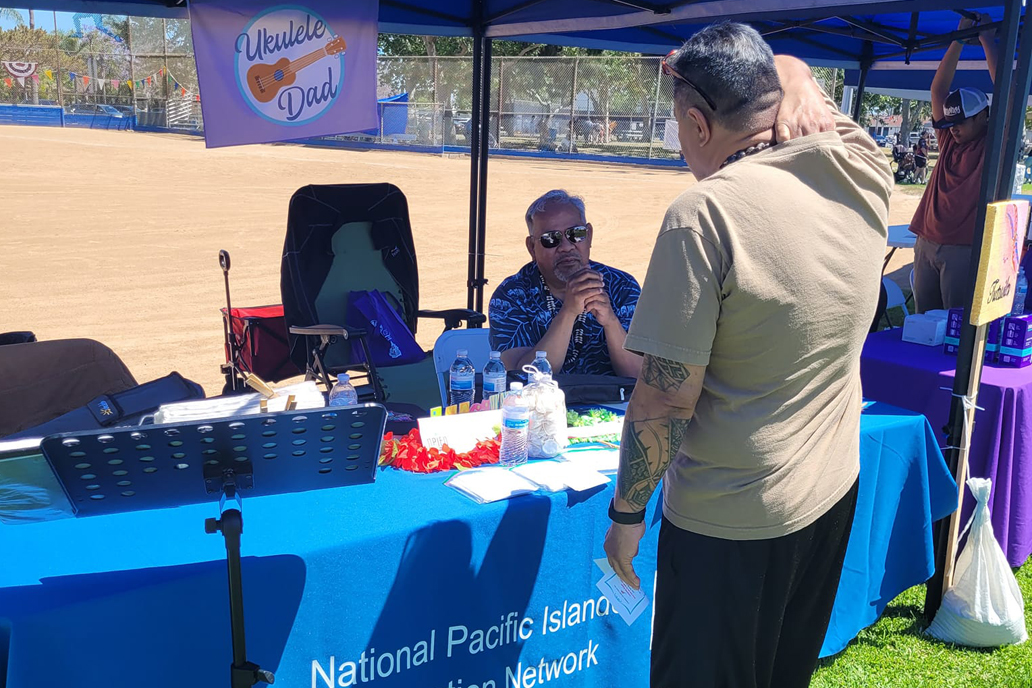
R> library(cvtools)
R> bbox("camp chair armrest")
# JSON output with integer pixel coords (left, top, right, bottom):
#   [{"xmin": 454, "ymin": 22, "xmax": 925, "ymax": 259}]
[
  {"xmin": 288, "ymin": 324, "xmax": 368, "ymax": 340},
  {"xmin": 417, "ymin": 309, "xmax": 486, "ymax": 331}
]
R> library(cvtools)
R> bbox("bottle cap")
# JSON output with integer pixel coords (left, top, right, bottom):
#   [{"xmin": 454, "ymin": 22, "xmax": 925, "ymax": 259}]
[
  {"xmin": 509, "ymin": 382, "xmax": 524, "ymax": 391},
  {"xmin": 535, "ymin": 351, "xmax": 547, "ymax": 359},
  {"xmin": 457, "ymin": 349, "xmax": 468, "ymax": 357},
  {"xmin": 337, "ymin": 374, "xmax": 350, "ymax": 384},
  {"xmin": 489, "ymin": 351, "xmax": 501, "ymax": 359}
]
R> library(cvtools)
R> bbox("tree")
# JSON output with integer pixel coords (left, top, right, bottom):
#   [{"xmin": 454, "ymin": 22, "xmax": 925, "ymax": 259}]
[{"xmin": 0, "ymin": 8, "xmax": 25, "ymax": 26}]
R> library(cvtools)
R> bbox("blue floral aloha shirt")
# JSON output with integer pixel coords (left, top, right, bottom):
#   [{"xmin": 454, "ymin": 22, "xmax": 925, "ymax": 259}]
[{"xmin": 488, "ymin": 261, "xmax": 641, "ymax": 376}]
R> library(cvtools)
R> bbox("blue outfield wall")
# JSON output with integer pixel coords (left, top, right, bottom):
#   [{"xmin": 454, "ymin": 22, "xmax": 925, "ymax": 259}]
[
  {"xmin": 0, "ymin": 113, "xmax": 685, "ymax": 169},
  {"xmin": 0, "ymin": 105, "xmax": 132, "ymax": 131},
  {"xmin": 62, "ymin": 113, "xmax": 132, "ymax": 130},
  {"xmin": 0, "ymin": 104, "xmax": 64, "ymax": 127}
]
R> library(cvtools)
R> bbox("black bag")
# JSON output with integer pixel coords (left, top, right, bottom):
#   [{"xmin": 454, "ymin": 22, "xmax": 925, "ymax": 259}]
[
  {"xmin": 9, "ymin": 372, "xmax": 205, "ymax": 439},
  {"xmin": 0, "ymin": 331, "xmax": 36, "ymax": 346},
  {"xmin": 554, "ymin": 374, "xmax": 636, "ymax": 405}
]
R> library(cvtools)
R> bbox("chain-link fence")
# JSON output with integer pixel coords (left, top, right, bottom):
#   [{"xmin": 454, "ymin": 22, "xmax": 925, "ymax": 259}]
[{"xmin": 0, "ymin": 14, "xmax": 839, "ymax": 159}]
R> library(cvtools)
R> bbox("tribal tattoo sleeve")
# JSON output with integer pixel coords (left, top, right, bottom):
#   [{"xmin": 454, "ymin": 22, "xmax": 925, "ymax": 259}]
[{"xmin": 616, "ymin": 354, "xmax": 700, "ymax": 512}]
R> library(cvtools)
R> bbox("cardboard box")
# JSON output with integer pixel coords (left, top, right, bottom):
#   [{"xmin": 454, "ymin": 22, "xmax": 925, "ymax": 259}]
[
  {"xmin": 943, "ymin": 307, "xmax": 965, "ymax": 355},
  {"xmin": 999, "ymin": 315, "xmax": 1032, "ymax": 367},
  {"xmin": 902, "ymin": 313, "xmax": 947, "ymax": 346}
]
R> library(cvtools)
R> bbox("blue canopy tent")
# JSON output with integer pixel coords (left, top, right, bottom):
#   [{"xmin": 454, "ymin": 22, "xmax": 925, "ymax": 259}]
[
  {"xmin": 361, "ymin": 93, "xmax": 410, "ymax": 139},
  {"xmin": 12, "ymin": 0, "xmax": 1020, "ymax": 308},
  {"xmin": 13, "ymin": 0, "xmax": 1031, "ymax": 623}
]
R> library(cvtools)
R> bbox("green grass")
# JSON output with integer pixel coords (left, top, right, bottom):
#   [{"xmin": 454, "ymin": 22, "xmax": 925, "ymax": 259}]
[
  {"xmin": 881, "ymin": 146, "xmax": 1032, "ymax": 197},
  {"xmin": 811, "ymin": 562, "xmax": 1032, "ymax": 687},
  {"xmin": 837, "ymin": 280, "xmax": 1032, "ymax": 686}
]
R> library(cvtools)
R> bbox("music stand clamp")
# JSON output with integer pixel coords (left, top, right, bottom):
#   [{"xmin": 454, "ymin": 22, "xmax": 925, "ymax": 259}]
[{"xmin": 41, "ymin": 404, "xmax": 387, "ymax": 688}]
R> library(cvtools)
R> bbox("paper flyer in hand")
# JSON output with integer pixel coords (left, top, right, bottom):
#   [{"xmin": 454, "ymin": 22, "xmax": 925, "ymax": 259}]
[{"xmin": 593, "ymin": 557, "xmax": 649, "ymax": 626}]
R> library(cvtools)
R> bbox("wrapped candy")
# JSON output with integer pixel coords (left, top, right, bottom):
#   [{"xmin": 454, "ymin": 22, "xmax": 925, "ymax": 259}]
[{"xmin": 521, "ymin": 365, "xmax": 568, "ymax": 459}]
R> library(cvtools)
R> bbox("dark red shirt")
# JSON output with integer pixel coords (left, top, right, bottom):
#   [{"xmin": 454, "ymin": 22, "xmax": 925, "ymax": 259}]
[{"xmin": 909, "ymin": 128, "xmax": 987, "ymax": 246}]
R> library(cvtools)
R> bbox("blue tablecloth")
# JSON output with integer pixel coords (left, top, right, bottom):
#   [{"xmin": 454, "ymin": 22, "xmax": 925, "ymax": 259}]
[{"xmin": 0, "ymin": 404, "xmax": 954, "ymax": 685}]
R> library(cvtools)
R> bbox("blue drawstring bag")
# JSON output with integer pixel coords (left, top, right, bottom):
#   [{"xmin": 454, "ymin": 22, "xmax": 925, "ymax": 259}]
[{"xmin": 346, "ymin": 290, "xmax": 425, "ymax": 367}]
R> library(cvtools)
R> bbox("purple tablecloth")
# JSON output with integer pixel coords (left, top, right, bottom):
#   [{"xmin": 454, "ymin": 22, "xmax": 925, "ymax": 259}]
[{"xmin": 861, "ymin": 329, "xmax": 1032, "ymax": 567}]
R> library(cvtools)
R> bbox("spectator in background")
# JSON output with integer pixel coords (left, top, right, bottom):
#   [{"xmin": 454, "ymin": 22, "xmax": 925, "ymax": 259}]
[
  {"xmin": 914, "ymin": 138, "xmax": 929, "ymax": 184},
  {"xmin": 910, "ymin": 14, "xmax": 999, "ymax": 312}
]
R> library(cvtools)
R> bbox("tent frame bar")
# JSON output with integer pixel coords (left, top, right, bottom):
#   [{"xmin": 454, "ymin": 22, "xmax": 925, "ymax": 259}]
[{"xmin": 924, "ymin": 0, "xmax": 1026, "ymax": 621}]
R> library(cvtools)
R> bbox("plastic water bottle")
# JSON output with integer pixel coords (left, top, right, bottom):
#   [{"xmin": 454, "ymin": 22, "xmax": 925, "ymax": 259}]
[
  {"xmin": 499, "ymin": 400, "xmax": 530, "ymax": 467},
  {"xmin": 448, "ymin": 349, "xmax": 476, "ymax": 407},
  {"xmin": 1013, "ymin": 268, "xmax": 1028, "ymax": 316},
  {"xmin": 328, "ymin": 374, "xmax": 358, "ymax": 407},
  {"xmin": 531, "ymin": 350, "xmax": 552, "ymax": 376},
  {"xmin": 482, "ymin": 351, "xmax": 507, "ymax": 399}
]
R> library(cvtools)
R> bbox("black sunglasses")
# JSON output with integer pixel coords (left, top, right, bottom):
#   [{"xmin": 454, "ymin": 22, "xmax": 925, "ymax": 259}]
[
  {"xmin": 538, "ymin": 225, "xmax": 589, "ymax": 249},
  {"xmin": 662, "ymin": 50, "xmax": 718, "ymax": 112}
]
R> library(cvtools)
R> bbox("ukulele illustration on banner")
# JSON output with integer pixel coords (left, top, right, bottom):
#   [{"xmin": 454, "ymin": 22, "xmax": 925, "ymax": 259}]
[{"xmin": 247, "ymin": 35, "xmax": 346, "ymax": 103}]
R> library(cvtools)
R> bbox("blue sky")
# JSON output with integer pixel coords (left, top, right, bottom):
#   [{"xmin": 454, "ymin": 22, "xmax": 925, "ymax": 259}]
[{"xmin": 1, "ymin": 8, "xmax": 85, "ymax": 32}]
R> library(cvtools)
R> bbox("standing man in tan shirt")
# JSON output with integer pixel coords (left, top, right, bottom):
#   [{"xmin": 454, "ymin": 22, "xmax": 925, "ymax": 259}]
[
  {"xmin": 911, "ymin": 14, "xmax": 999, "ymax": 312},
  {"xmin": 603, "ymin": 24, "xmax": 892, "ymax": 688}
]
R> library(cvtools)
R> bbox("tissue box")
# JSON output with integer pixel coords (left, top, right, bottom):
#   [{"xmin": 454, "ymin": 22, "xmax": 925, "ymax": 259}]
[
  {"xmin": 999, "ymin": 315, "xmax": 1032, "ymax": 367},
  {"xmin": 902, "ymin": 313, "xmax": 947, "ymax": 346},
  {"xmin": 943, "ymin": 308, "xmax": 965, "ymax": 355}
]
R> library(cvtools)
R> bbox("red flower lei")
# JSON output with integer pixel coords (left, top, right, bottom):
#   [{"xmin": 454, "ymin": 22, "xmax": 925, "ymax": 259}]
[{"xmin": 379, "ymin": 428, "xmax": 501, "ymax": 473}]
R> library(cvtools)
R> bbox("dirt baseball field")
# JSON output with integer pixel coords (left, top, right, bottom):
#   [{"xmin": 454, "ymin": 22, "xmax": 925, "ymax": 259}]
[{"xmin": 0, "ymin": 125, "xmax": 919, "ymax": 394}]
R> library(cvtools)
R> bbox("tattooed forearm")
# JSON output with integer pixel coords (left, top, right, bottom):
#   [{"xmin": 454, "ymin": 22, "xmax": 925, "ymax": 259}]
[
  {"xmin": 641, "ymin": 354, "xmax": 692, "ymax": 394},
  {"xmin": 617, "ymin": 415, "xmax": 692, "ymax": 511}
]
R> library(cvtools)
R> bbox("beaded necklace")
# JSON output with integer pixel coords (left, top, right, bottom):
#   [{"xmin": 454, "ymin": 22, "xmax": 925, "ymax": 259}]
[{"xmin": 539, "ymin": 272, "xmax": 588, "ymax": 371}]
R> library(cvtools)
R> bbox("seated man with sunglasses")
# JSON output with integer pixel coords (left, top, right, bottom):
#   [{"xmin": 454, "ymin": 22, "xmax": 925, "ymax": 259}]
[{"xmin": 489, "ymin": 189, "xmax": 642, "ymax": 378}]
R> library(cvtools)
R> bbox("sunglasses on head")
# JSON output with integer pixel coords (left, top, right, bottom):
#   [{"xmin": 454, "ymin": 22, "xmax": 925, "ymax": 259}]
[
  {"xmin": 662, "ymin": 50, "xmax": 718, "ymax": 112},
  {"xmin": 538, "ymin": 225, "xmax": 589, "ymax": 249}
]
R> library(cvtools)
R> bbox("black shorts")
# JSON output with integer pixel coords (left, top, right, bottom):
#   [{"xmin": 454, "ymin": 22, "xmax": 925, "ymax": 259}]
[{"xmin": 651, "ymin": 480, "xmax": 859, "ymax": 688}]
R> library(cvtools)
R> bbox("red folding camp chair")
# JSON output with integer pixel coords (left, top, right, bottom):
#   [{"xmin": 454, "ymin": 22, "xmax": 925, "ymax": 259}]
[{"xmin": 218, "ymin": 251, "xmax": 301, "ymax": 393}]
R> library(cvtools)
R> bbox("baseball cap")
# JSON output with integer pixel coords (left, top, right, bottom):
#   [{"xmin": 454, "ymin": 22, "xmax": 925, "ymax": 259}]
[{"xmin": 939, "ymin": 88, "xmax": 989, "ymax": 128}]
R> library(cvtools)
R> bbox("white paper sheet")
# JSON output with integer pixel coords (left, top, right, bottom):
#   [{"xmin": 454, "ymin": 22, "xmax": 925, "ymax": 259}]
[
  {"xmin": 512, "ymin": 460, "xmax": 609, "ymax": 493},
  {"xmin": 593, "ymin": 557, "xmax": 650, "ymax": 626},
  {"xmin": 445, "ymin": 466, "xmax": 540, "ymax": 504},
  {"xmin": 561, "ymin": 446, "xmax": 620, "ymax": 473}
]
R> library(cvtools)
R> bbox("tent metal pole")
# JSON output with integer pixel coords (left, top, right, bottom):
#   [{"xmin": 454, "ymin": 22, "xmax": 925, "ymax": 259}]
[
  {"xmin": 851, "ymin": 42, "xmax": 872, "ymax": 122},
  {"xmin": 475, "ymin": 38, "xmax": 493, "ymax": 315},
  {"xmin": 850, "ymin": 70, "xmax": 867, "ymax": 121},
  {"xmin": 924, "ymin": 0, "xmax": 1024, "ymax": 622},
  {"xmin": 466, "ymin": 18, "xmax": 484, "ymax": 312},
  {"xmin": 1000, "ymin": 14, "xmax": 1032, "ymax": 196}
]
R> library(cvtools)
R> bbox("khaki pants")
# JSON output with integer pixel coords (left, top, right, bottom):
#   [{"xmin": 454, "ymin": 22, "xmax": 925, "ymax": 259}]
[
  {"xmin": 913, "ymin": 237, "xmax": 973, "ymax": 314},
  {"xmin": 0, "ymin": 339, "xmax": 137, "ymax": 437}
]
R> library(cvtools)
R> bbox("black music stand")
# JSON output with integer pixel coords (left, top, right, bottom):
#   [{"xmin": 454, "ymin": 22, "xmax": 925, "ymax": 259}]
[{"xmin": 41, "ymin": 404, "xmax": 387, "ymax": 688}]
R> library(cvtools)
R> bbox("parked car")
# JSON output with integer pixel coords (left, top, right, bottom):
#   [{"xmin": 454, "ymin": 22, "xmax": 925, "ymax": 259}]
[
  {"xmin": 872, "ymin": 134, "xmax": 888, "ymax": 147},
  {"xmin": 67, "ymin": 103, "xmax": 125, "ymax": 117}
]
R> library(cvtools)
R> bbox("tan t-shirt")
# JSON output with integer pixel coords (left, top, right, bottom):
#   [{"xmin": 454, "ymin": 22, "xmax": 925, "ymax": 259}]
[{"xmin": 625, "ymin": 98, "xmax": 893, "ymax": 540}]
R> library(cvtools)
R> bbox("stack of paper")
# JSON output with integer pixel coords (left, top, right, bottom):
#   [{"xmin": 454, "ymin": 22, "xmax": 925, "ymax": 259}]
[
  {"xmin": 512, "ymin": 460, "xmax": 609, "ymax": 492},
  {"xmin": 446, "ymin": 460, "xmax": 610, "ymax": 504},
  {"xmin": 154, "ymin": 381, "xmax": 325, "ymax": 424},
  {"xmin": 562, "ymin": 445, "xmax": 620, "ymax": 473},
  {"xmin": 445, "ymin": 467, "xmax": 540, "ymax": 504}
]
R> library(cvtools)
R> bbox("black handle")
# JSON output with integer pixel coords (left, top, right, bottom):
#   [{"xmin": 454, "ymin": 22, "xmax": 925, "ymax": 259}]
[{"xmin": 219, "ymin": 249, "xmax": 231, "ymax": 273}]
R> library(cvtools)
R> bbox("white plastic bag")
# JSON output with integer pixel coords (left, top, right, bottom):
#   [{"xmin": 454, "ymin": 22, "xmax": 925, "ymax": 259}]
[
  {"xmin": 927, "ymin": 477, "xmax": 1028, "ymax": 647},
  {"xmin": 521, "ymin": 365, "xmax": 568, "ymax": 459}
]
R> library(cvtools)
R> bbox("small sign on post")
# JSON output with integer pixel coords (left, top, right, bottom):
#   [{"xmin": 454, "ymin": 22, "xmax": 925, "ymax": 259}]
[{"xmin": 970, "ymin": 199, "xmax": 1030, "ymax": 325}]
